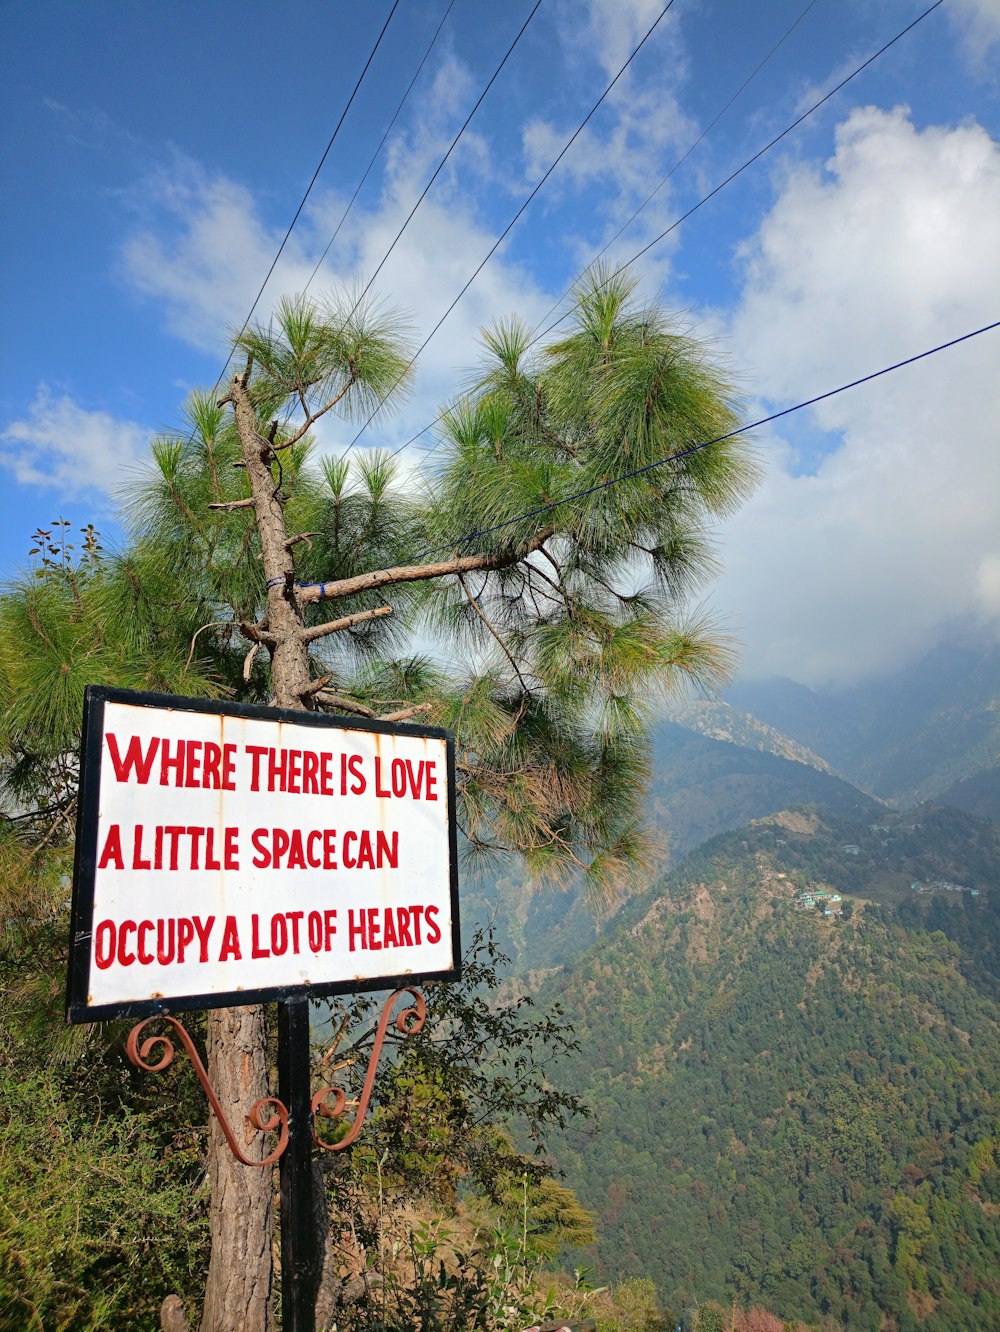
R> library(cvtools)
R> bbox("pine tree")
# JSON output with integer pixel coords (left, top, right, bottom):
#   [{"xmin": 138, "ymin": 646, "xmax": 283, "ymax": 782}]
[{"xmin": 0, "ymin": 269, "xmax": 756, "ymax": 1329}]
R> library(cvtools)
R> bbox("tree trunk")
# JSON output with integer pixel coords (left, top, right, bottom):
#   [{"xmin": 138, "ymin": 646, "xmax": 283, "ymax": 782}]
[
  {"xmin": 200, "ymin": 1006, "xmax": 275, "ymax": 1332},
  {"xmin": 198, "ymin": 370, "xmax": 319, "ymax": 1330}
]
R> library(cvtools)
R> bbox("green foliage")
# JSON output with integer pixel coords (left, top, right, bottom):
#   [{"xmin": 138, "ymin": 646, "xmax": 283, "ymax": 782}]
[
  {"xmin": 0, "ymin": 1069, "xmax": 207, "ymax": 1330},
  {"xmin": 540, "ymin": 820, "xmax": 1000, "ymax": 1329}
]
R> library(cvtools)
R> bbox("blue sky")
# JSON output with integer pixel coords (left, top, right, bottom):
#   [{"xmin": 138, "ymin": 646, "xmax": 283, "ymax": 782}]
[{"xmin": 2, "ymin": 0, "xmax": 998, "ymax": 687}]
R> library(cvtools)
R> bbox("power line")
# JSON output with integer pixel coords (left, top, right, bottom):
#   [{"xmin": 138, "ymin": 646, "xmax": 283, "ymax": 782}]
[
  {"xmin": 211, "ymin": 0, "xmax": 402, "ymax": 399},
  {"xmin": 301, "ymin": 0, "xmax": 458, "ymax": 298},
  {"xmin": 343, "ymin": 0, "xmax": 680, "ymax": 454},
  {"xmin": 414, "ymin": 318, "xmax": 999, "ymax": 559},
  {"xmin": 532, "ymin": 0, "xmax": 944, "ymax": 347},
  {"xmin": 525, "ymin": 0, "xmax": 822, "ymax": 344},
  {"xmin": 387, "ymin": 0, "xmax": 943, "ymax": 463},
  {"xmin": 342, "ymin": 0, "xmax": 545, "ymax": 329}
]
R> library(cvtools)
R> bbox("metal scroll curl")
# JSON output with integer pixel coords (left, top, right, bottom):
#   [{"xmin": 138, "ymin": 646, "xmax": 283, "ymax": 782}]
[
  {"xmin": 125, "ymin": 1015, "xmax": 289, "ymax": 1167},
  {"xmin": 312, "ymin": 987, "xmax": 427, "ymax": 1152}
]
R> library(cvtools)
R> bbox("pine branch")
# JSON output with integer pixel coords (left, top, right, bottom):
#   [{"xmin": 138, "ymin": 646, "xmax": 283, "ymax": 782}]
[
  {"xmin": 297, "ymin": 528, "xmax": 554, "ymax": 605},
  {"xmin": 458, "ymin": 573, "xmax": 529, "ymax": 692},
  {"xmin": 274, "ymin": 375, "xmax": 358, "ymax": 450},
  {"xmin": 301, "ymin": 605, "xmax": 392, "ymax": 644}
]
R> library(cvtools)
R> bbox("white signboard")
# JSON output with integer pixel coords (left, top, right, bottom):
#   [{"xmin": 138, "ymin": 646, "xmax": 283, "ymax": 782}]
[{"xmin": 67, "ymin": 688, "xmax": 459, "ymax": 1021}]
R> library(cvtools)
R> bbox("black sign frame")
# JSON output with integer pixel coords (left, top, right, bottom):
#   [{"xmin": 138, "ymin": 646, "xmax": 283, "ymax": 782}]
[{"xmin": 66, "ymin": 685, "xmax": 461, "ymax": 1024}]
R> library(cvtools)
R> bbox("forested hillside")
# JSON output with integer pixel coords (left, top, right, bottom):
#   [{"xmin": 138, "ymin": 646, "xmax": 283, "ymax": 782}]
[
  {"xmin": 541, "ymin": 813, "xmax": 1000, "ymax": 1330},
  {"xmin": 462, "ymin": 728, "xmax": 882, "ymax": 976}
]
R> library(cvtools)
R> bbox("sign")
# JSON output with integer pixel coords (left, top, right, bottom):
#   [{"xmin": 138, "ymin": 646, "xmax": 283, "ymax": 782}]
[{"xmin": 67, "ymin": 687, "xmax": 460, "ymax": 1022}]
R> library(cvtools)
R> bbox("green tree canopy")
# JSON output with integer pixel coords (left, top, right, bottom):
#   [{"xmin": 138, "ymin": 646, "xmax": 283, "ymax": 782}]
[{"xmin": 0, "ymin": 268, "xmax": 756, "ymax": 1329}]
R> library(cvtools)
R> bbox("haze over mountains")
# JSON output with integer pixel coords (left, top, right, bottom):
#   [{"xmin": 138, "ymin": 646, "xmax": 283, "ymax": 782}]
[
  {"xmin": 724, "ymin": 636, "xmax": 1000, "ymax": 811},
  {"xmin": 471, "ymin": 635, "xmax": 1000, "ymax": 1328}
]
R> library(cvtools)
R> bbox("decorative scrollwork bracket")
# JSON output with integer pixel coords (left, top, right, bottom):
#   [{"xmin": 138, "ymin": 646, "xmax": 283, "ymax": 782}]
[
  {"xmin": 312, "ymin": 986, "xmax": 426, "ymax": 1152},
  {"xmin": 124, "ymin": 987, "xmax": 426, "ymax": 1166}
]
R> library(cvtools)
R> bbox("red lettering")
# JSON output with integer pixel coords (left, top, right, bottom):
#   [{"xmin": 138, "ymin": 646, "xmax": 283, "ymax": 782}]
[
  {"xmin": 268, "ymin": 748, "xmax": 288, "ymax": 792},
  {"xmin": 202, "ymin": 742, "xmax": 222, "ymax": 787},
  {"xmin": 164, "ymin": 825, "xmax": 184, "ymax": 871},
  {"xmin": 224, "ymin": 826, "xmax": 239, "ymax": 870},
  {"xmin": 117, "ymin": 919, "xmax": 137, "ymax": 967},
  {"xmin": 320, "ymin": 751, "xmax": 334, "ymax": 795},
  {"xmin": 251, "ymin": 828, "xmax": 270, "ymax": 868},
  {"xmin": 192, "ymin": 915, "xmax": 215, "ymax": 962},
  {"xmin": 97, "ymin": 824, "xmax": 124, "ymax": 870},
  {"xmin": 222, "ymin": 744, "xmax": 237, "ymax": 790},
  {"xmin": 271, "ymin": 913, "xmax": 288, "ymax": 956},
  {"xmin": 324, "ymin": 828, "xmax": 337, "ymax": 868},
  {"xmin": 187, "ymin": 825, "xmax": 204, "ymax": 869},
  {"xmin": 251, "ymin": 913, "xmax": 270, "ymax": 958},
  {"xmin": 205, "ymin": 825, "xmax": 221, "ymax": 871},
  {"xmin": 306, "ymin": 830, "xmax": 323, "ymax": 868},
  {"xmin": 184, "ymin": 740, "xmax": 203, "ymax": 787},
  {"xmin": 246, "ymin": 744, "xmax": 268, "ymax": 792},
  {"xmin": 303, "ymin": 911, "xmax": 338, "ymax": 953},
  {"xmin": 376, "ymin": 830, "xmax": 398, "ymax": 869},
  {"xmin": 347, "ymin": 753, "xmax": 365, "ymax": 794},
  {"xmin": 136, "ymin": 920, "xmax": 154, "ymax": 965},
  {"xmin": 132, "ymin": 824, "xmax": 151, "ymax": 870},
  {"xmin": 159, "ymin": 739, "xmax": 184, "ymax": 785},
  {"xmin": 157, "ymin": 918, "xmax": 175, "ymax": 964},
  {"xmin": 177, "ymin": 918, "xmax": 195, "ymax": 962},
  {"xmin": 348, "ymin": 909, "xmax": 366, "ymax": 951},
  {"xmin": 396, "ymin": 908, "xmax": 413, "ymax": 947},
  {"xmin": 383, "ymin": 910, "xmax": 398, "ymax": 947},
  {"xmin": 425, "ymin": 904, "xmax": 441, "ymax": 944},
  {"xmin": 374, "ymin": 757, "xmax": 390, "ymax": 798},
  {"xmin": 302, "ymin": 750, "xmax": 319, "ymax": 794},
  {"xmin": 94, "ymin": 920, "xmax": 115, "ymax": 969},
  {"xmin": 287, "ymin": 911, "xmax": 303, "ymax": 953},
  {"xmin": 366, "ymin": 906, "xmax": 382, "ymax": 949},
  {"xmin": 410, "ymin": 905, "xmax": 424, "ymax": 944},
  {"xmin": 357, "ymin": 830, "xmax": 375, "ymax": 870},
  {"xmin": 219, "ymin": 915, "xmax": 241, "ymax": 961},
  {"xmin": 286, "ymin": 829, "xmax": 306, "ymax": 870},
  {"xmin": 105, "ymin": 732, "xmax": 160, "ymax": 785}
]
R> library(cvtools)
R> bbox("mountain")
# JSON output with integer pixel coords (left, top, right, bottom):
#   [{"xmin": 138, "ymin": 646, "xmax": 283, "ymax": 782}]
[
  {"xmin": 663, "ymin": 699, "xmax": 832, "ymax": 773},
  {"xmin": 460, "ymin": 724, "xmax": 881, "ymax": 976},
  {"xmin": 538, "ymin": 809, "xmax": 1000, "ymax": 1330},
  {"xmin": 938, "ymin": 763, "xmax": 1000, "ymax": 824},
  {"xmin": 648, "ymin": 721, "xmax": 880, "ymax": 862},
  {"xmin": 726, "ymin": 636, "xmax": 1000, "ymax": 806}
]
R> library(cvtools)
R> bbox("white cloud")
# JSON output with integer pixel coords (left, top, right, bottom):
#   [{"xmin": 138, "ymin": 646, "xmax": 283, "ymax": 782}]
[
  {"xmin": 716, "ymin": 106, "xmax": 1000, "ymax": 686},
  {"xmin": 0, "ymin": 386, "xmax": 147, "ymax": 495},
  {"xmin": 948, "ymin": 0, "xmax": 1000, "ymax": 77},
  {"xmin": 116, "ymin": 121, "xmax": 557, "ymax": 466}
]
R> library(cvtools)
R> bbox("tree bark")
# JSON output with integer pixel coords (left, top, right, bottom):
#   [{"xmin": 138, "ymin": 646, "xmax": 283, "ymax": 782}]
[
  {"xmin": 198, "ymin": 371, "xmax": 321, "ymax": 1330},
  {"xmin": 200, "ymin": 1006, "xmax": 275, "ymax": 1332}
]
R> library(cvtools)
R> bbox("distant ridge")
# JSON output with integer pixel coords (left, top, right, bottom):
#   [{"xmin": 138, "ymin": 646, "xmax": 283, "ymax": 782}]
[
  {"xmin": 664, "ymin": 698, "xmax": 833, "ymax": 773},
  {"xmin": 726, "ymin": 635, "xmax": 1000, "ymax": 805}
]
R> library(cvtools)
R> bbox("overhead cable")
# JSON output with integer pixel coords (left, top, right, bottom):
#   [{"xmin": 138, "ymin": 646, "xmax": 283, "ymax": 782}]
[
  {"xmin": 301, "ymin": 0, "xmax": 458, "ymax": 298},
  {"xmin": 345, "ymin": 0, "xmax": 679, "ymax": 454},
  {"xmin": 342, "ymin": 0, "xmax": 545, "ymax": 326},
  {"xmin": 416, "ymin": 318, "xmax": 999, "ymax": 559},
  {"xmin": 526, "ymin": 0, "xmax": 822, "ymax": 345},
  {"xmin": 211, "ymin": 0, "xmax": 402, "ymax": 399},
  {"xmin": 387, "ymin": 0, "xmax": 944, "ymax": 462}
]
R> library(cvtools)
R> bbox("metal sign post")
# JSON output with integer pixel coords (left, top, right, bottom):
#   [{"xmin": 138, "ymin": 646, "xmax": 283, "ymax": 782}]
[{"xmin": 67, "ymin": 686, "xmax": 460, "ymax": 1332}]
